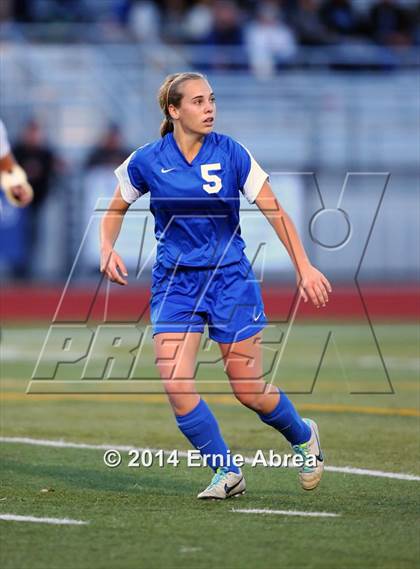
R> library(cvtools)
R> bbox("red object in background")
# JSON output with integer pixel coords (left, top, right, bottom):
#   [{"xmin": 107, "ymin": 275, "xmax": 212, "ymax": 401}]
[{"xmin": 1, "ymin": 285, "xmax": 418, "ymax": 322}]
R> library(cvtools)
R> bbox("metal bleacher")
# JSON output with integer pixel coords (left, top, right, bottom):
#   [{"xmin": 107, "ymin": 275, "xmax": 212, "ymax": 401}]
[
  {"xmin": 0, "ymin": 41, "xmax": 418, "ymax": 281},
  {"xmin": 2, "ymin": 43, "xmax": 418, "ymax": 169}
]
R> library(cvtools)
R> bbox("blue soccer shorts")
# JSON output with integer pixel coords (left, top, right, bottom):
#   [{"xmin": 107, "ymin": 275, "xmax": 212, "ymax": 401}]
[{"xmin": 150, "ymin": 254, "xmax": 268, "ymax": 344}]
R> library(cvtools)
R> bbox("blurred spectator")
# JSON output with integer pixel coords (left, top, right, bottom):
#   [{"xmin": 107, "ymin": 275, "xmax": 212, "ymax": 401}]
[
  {"xmin": 292, "ymin": 0, "xmax": 333, "ymax": 46},
  {"xmin": 184, "ymin": 0, "xmax": 214, "ymax": 43},
  {"xmin": 276, "ymin": 0, "xmax": 301, "ymax": 23},
  {"xmin": 202, "ymin": 1, "xmax": 245, "ymax": 69},
  {"xmin": 320, "ymin": 0, "xmax": 361, "ymax": 39},
  {"xmin": 85, "ymin": 124, "xmax": 130, "ymax": 169},
  {"xmin": 411, "ymin": 2, "xmax": 420, "ymax": 45},
  {"xmin": 246, "ymin": 1, "xmax": 297, "ymax": 78},
  {"xmin": 112, "ymin": 0, "xmax": 132, "ymax": 27},
  {"xmin": 12, "ymin": 119, "xmax": 61, "ymax": 277},
  {"xmin": 205, "ymin": 0, "xmax": 243, "ymax": 45},
  {"xmin": 5, "ymin": 0, "xmax": 419, "ymax": 67},
  {"xmin": 83, "ymin": 123, "xmax": 130, "ymax": 274},
  {"xmin": 33, "ymin": 0, "xmax": 91, "ymax": 23},
  {"xmin": 13, "ymin": 120, "xmax": 58, "ymax": 211},
  {"xmin": 129, "ymin": 0, "xmax": 161, "ymax": 42},
  {"xmin": 160, "ymin": 0, "xmax": 188, "ymax": 43},
  {"xmin": 11, "ymin": 0, "xmax": 33, "ymax": 22},
  {"xmin": 368, "ymin": 0, "xmax": 412, "ymax": 47}
]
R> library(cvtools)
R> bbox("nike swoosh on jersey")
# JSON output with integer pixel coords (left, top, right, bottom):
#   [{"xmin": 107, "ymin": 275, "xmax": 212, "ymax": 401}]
[{"xmin": 161, "ymin": 167, "xmax": 176, "ymax": 173}]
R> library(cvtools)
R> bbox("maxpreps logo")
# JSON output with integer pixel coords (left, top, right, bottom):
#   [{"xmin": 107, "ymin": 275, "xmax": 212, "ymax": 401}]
[{"xmin": 28, "ymin": 172, "xmax": 393, "ymax": 395}]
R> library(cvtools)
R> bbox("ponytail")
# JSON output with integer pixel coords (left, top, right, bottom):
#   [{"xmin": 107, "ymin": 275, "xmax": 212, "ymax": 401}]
[
  {"xmin": 157, "ymin": 71, "xmax": 206, "ymax": 138},
  {"xmin": 160, "ymin": 117, "xmax": 174, "ymax": 138}
]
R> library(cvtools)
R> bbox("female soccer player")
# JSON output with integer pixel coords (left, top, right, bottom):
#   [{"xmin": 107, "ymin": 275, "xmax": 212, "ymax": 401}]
[{"xmin": 100, "ymin": 72, "xmax": 331, "ymax": 499}]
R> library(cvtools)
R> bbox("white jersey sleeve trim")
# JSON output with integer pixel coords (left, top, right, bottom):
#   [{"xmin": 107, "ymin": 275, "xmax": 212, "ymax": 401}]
[
  {"xmin": 0, "ymin": 119, "xmax": 11, "ymax": 159},
  {"xmin": 114, "ymin": 152, "xmax": 141, "ymax": 204},
  {"xmin": 241, "ymin": 145, "xmax": 268, "ymax": 204}
]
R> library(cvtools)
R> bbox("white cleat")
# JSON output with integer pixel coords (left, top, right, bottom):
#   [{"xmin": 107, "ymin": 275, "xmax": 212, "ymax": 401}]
[
  {"xmin": 292, "ymin": 418, "xmax": 324, "ymax": 491},
  {"xmin": 197, "ymin": 467, "xmax": 246, "ymax": 500}
]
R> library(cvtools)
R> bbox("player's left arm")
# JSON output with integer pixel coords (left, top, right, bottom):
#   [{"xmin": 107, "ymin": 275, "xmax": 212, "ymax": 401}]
[{"xmin": 254, "ymin": 180, "xmax": 332, "ymax": 308}]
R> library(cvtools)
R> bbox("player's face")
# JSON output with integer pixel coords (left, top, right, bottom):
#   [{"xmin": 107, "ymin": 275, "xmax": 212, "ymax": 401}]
[{"xmin": 170, "ymin": 79, "xmax": 216, "ymax": 136}]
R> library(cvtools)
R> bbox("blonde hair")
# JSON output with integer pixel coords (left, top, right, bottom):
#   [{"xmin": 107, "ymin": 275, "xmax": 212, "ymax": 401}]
[{"xmin": 157, "ymin": 72, "xmax": 206, "ymax": 137}]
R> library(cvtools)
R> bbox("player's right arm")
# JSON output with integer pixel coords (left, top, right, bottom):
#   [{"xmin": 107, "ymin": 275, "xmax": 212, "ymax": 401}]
[
  {"xmin": 102, "ymin": 147, "xmax": 149, "ymax": 285},
  {"xmin": 100, "ymin": 185, "xmax": 130, "ymax": 286}
]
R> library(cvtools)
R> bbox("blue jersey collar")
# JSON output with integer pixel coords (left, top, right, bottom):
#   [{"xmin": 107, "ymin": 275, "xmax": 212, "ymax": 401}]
[{"xmin": 167, "ymin": 131, "xmax": 212, "ymax": 167}]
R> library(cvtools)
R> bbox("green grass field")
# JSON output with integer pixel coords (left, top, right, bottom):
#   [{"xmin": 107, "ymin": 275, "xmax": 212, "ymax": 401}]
[{"xmin": 1, "ymin": 323, "xmax": 419, "ymax": 569}]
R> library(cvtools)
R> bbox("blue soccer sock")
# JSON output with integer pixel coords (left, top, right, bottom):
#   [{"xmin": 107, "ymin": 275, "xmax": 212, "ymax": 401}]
[
  {"xmin": 258, "ymin": 389, "xmax": 311, "ymax": 446},
  {"xmin": 175, "ymin": 398, "xmax": 240, "ymax": 474}
]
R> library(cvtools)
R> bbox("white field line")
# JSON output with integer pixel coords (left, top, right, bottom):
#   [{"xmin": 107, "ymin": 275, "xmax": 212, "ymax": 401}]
[
  {"xmin": 1, "ymin": 436, "xmax": 420, "ymax": 482},
  {"xmin": 179, "ymin": 547, "xmax": 202, "ymax": 553},
  {"xmin": 325, "ymin": 465, "xmax": 420, "ymax": 481},
  {"xmin": 232, "ymin": 509, "xmax": 340, "ymax": 518},
  {"xmin": 0, "ymin": 514, "xmax": 88, "ymax": 525}
]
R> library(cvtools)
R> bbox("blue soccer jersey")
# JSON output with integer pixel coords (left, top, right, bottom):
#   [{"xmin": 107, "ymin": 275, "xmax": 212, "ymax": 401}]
[{"xmin": 114, "ymin": 131, "xmax": 268, "ymax": 268}]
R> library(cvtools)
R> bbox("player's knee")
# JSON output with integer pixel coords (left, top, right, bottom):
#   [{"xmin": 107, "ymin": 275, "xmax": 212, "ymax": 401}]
[
  {"xmin": 165, "ymin": 382, "xmax": 200, "ymax": 415},
  {"xmin": 233, "ymin": 390, "xmax": 266, "ymax": 412},
  {"xmin": 163, "ymin": 378, "xmax": 196, "ymax": 397}
]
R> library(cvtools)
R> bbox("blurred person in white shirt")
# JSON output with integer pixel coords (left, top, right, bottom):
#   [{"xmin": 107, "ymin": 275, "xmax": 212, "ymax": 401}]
[
  {"xmin": 128, "ymin": 0, "xmax": 160, "ymax": 42},
  {"xmin": 184, "ymin": 0, "xmax": 214, "ymax": 43},
  {"xmin": 246, "ymin": 1, "xmax": 297, "ymax": 79}
]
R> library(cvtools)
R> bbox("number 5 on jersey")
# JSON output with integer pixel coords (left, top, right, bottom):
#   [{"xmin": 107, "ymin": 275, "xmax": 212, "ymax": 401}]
[{"xmin": 201, "ymin": 163, "xmax": 222, "ymax": 194}]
